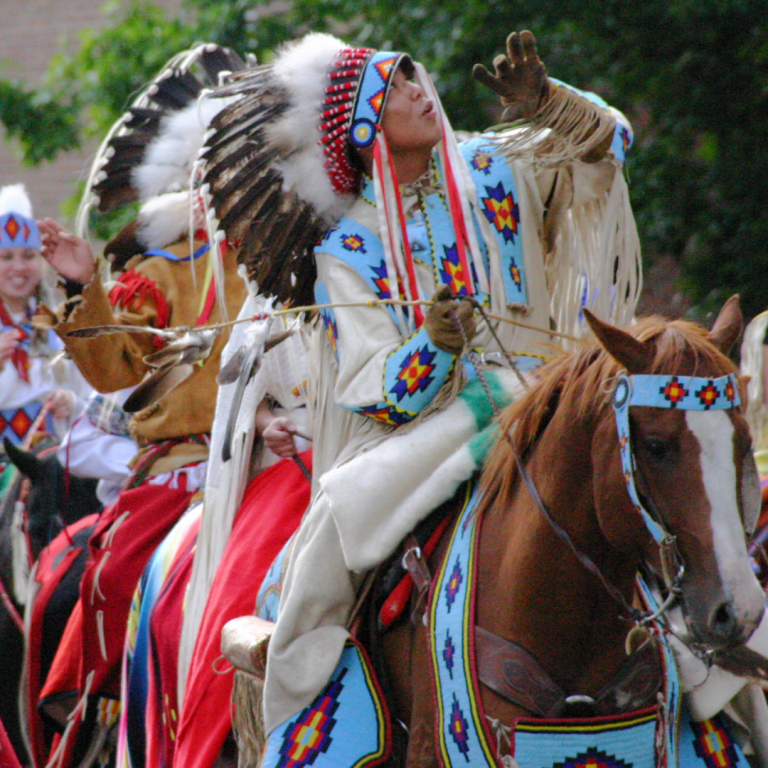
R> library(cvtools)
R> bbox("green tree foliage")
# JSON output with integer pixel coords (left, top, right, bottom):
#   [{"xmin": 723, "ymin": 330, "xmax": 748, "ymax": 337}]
[{"xmin": 2, "ymin": 0, "xmax": 767, "ymax": 318}]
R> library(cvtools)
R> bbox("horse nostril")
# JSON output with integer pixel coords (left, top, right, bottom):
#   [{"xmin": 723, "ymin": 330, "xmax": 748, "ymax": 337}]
[{"xmin": 710, "ymin": 601, "xmax": 738, "ymax": 641}]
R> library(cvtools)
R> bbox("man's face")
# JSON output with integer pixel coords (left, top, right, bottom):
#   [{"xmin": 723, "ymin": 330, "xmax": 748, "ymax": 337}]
[
  {"xmin": 380, "ymin": 67, "xmax": 442, "ymax": 155},
  {"xmin": 0, "ymin": 247, "xmax": 41, "ymax": 306}
]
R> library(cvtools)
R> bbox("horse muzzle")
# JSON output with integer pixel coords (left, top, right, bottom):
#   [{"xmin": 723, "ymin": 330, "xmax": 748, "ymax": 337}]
[{"xmin": 684, "ymin": 582, "xmax": 765, "ymax": 650}]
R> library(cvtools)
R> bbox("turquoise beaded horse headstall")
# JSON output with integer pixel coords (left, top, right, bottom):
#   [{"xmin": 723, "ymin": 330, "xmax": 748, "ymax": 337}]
[{"xmin": 612, "ymin": 373, "xmax": 740, "ymax": 547}]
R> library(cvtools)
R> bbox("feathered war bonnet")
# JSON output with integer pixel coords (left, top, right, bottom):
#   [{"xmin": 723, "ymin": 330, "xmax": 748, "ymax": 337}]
[
  {"xmin": 0, "ymin": 185, "xmax": 40, "ymax": 249},
  {"xmin": 76, "ymin": 43, "xmax": 250, "ymax": 270},
  {"xmin": 199, "ymin": 36, "xmax": 432, "ymax": 309},
  {"xmin": 201, "ymin": 33, "xmax": 494, "ymax": 324}
]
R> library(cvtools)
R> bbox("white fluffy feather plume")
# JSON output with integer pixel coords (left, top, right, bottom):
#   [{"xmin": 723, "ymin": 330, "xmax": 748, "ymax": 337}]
[
  {"xmin": 267, "ymin": 33, "xmax": 355, "ymax": 221},
  {"xmin": 0, "ymin": 184, "xmax": 34, "ymax": 218},
  {"xmin": 133, "ymin": 95, "xmax": 234, "ymax": 201}
]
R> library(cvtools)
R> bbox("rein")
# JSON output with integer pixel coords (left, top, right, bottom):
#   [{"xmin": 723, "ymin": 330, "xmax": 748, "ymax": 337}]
[{"xmin": 466, "ymin": 307, "xmax": 742, "ymax": 627}]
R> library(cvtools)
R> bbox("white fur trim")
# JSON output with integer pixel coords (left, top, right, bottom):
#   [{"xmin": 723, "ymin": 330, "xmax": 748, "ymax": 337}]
[
  {"xmin": 321, "ymin": 370, "xmax": 523, "ymax": 571},
  {"xmin": 266, "ymin": 33, "xmax": 354, "ymax": 219},
  {"xmin": 0, "ymin": 183, "xmax": 34, "ymax": 218}
]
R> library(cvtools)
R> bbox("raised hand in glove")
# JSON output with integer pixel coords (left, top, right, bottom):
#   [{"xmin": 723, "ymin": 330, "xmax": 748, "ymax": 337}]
[
  {"xmin": 425, "ymin": 285, "xmax": 476, "ymax": 356},
  {"xmin": 472, "ymin": 30, "xmax": 552, "ymax": 122}
]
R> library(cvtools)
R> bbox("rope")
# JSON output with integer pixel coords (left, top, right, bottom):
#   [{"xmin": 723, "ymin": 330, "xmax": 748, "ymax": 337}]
[{"xmin": 69, "ymin": 299, "xmax": 581, "ymax": 344}]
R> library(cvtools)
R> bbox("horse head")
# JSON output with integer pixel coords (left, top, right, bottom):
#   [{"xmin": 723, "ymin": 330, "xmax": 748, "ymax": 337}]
[
  {"xmin": 2, "ymin": 437, "xmax": 101, "ymax": 560},
  {"xmin": 585, "ymin": 296, "xmax": 764, "ymax": 650}
]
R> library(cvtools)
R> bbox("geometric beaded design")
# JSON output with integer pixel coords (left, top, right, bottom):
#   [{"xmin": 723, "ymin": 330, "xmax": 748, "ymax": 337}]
[
  {"xmin": 470, "ymin": 151, "xmax": 493, "ymax": 176},
  {"xmin": 552, "ymin": 747, "xmax": 631, "ymax": 768},
  {"xmin": 443, "ymin": 629, "xmax": 456, "ymax": 680},
  {"xmin": 440, "ymin": 244, "xmax": 470, "ymax": 297},
  {"xmin": 371, "ymin": 261, "xmax": 393, "ymax": 300},
  {"xmin": 661, "ymin": 377, "xmax": 688, "ymax": 406},
  {"xmin": 444, "ymin": 557, "xmax": 463, "ymax": 612},
  {"xmin": 391, "ymin": 346, "xmax": 437, "ymax": 402},
  {"xmin": 690, "ymin": 716, "xmax": 740, "ymax": 768},
  {"xmin": 96, "ymin": 696, "xmax": 121, "ymax": 728},
  {"xmin": 480, "ymin": 182, "xmax": 519, "ymax": 245},
  {"xmin": 4, "ymin": 214, "xmax": 20, "ymax": 240},
  {"xmin": 1, "ymin": 212, "xmax": 40, "ymax": 247},
  {"xmin": 0, "ymin": 402, "xmax": 43, "ymax": 445},
  {"xmin": 277, "ymin": 670, "xmax": 347, "ymax": 768},
  {"xmin": 448, "ymin": 694, "xmax": 471, "ymax": 760}
]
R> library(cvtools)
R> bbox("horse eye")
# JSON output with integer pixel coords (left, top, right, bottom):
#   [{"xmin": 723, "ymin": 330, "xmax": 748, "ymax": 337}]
[{"xmin": 644, "ymin": 438, "xmax": 668, "ymax": 459}]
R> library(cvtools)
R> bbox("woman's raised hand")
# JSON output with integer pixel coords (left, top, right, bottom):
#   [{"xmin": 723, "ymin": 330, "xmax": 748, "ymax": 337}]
[{"xmin": 38, "ymin": 218, "xmax": 97, "ymax": 285}]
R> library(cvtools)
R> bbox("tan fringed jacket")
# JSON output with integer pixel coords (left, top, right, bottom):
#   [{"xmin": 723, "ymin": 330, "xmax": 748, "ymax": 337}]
[{"xmin": 41, "ymin": 239, "xmax": 246, "ymax": 474}]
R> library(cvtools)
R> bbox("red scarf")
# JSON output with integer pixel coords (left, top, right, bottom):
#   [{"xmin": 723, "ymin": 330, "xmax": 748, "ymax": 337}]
[{"xmin": 0, "ymin": 299, "xmax": 31, "ymax": 383}]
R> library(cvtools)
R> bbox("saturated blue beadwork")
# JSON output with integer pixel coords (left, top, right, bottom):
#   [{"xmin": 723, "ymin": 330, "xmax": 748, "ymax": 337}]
[
  {"xmin": 459, "ymin": 136, "xmax": 527, "ymax": 306},
  {"xmin": 381, "ymin": 327, "xmax": 455, "ymax": 417},
  {"xmin": 448, "ymin": 694, "xmax": 471, "ymax": 761}
]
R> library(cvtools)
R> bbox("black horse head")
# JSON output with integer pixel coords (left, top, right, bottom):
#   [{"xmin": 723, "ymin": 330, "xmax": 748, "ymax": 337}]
[{"xmin": 2, "ymin": 437, "xmax": 102, "ymax": 560}]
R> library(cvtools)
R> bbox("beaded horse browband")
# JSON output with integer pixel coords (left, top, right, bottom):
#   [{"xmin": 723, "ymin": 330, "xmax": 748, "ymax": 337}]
[{"xmin": 613, "ymin": 372, "xmax": 740, "ymax": 544}]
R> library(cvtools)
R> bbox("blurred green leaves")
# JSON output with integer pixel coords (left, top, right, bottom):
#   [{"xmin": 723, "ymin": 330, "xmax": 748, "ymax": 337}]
[{"xmin": 2, "ymin": 0, "xmax": 767, "ymax": 319}]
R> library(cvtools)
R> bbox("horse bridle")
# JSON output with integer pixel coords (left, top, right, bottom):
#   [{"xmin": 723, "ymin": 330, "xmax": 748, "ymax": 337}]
[
  {"xmin": 612, "ymin": 371, "xmax": 741, "ymax": 619},
  {"xmin": 481, "ymin": 363, "xmax": 742, "ymax": 625},
  {"xmin": 454, "ymin": 302, "xmax": 744, "ymax": 624}
]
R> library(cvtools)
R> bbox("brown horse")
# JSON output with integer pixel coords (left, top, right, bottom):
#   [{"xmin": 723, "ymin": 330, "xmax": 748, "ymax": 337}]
[{"xmin": 382, "ymin": 296, "xmax": 765, "ymax": 766}]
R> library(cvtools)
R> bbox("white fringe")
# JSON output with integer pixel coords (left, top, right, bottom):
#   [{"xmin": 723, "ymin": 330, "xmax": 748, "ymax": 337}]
[
  {"xmin": 742, "ymin": 311, "xmax": 768, "ymax": 453},
  {"xmin": 494, "ymin": 82, "xmax": 616, "ymax": 168},
  {"xmin": 547, "ymin": 162, "xmax": 641, "ymax": 343},
  {"xmin": 176, "ymin": 295, "xmax": 269, "ymax": 701},
  {"xmin": 12, "ymin": 499, "xmax": 30, "ymax": 605}
]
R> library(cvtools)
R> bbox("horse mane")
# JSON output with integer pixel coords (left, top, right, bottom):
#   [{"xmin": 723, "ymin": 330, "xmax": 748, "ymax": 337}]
[{"xmin": 478, "ymin": 314, "xmax": 740, "ymax": 516}]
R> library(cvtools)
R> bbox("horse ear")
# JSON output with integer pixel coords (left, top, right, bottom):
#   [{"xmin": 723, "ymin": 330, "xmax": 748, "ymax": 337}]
[
  {"xmin": 708, "ymin": 294, "xmax": 742, "ymax": 355},
  {"xmin": 3, "ymin": 437, "xmax": 43, "ymax": 483},
  {"xmin": 583, "ymin": 308, "xmax": 655, "ymax": 373}
]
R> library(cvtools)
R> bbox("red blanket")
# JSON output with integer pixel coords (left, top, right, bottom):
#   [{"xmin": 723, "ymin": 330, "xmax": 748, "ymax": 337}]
[
  {"xmin": 173, "ymin": 453, "xmax": 311, "ymax": 768},
  {"xmin": 145, "ymin": 517, "xmax": 200, "ymax": 768},
  {"xmin": 27, "ymin": 514, "xmax": 99, "ymax": 768},
  {"xmin": 43, "ymin": 468, "xmax": 201, "ymax": 768}
]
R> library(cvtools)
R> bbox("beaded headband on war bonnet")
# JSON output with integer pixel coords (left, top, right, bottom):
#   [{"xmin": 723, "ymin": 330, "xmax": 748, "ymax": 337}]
[
  {"xmin": 199, "ymin": 33, "xmax": 414, "ymax": 306},
  {"xmin": 321, "ymin": 48, "xmax": 412, "ymax": 194}
]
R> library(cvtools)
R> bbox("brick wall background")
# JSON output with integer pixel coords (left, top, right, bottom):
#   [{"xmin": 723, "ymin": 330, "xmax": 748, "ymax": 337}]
[{"xmin": 0, "ymin": 0, "xmax": 182, "ymax": 225}]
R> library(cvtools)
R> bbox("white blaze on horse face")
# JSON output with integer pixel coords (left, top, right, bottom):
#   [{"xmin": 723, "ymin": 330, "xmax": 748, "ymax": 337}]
[{"xmin": 685, "ymin": 410, "xmax": 765, "ymax": 624}]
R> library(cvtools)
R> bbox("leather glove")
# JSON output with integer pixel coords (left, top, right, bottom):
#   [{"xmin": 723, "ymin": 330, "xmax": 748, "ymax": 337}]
[
  {"xmin": 424, "ymin": 285, "xmax": 476, "ymax": 356},
  {"xmin": 472, "ymin": 30, "xmax": 552, "ymax": 122}
]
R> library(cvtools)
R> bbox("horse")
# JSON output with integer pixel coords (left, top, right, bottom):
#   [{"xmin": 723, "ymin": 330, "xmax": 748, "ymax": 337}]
[
  {"xmin": 378, "ymin": 296, "xmax": 765, "ymax": 766},
  {"xmin": 0, "ymin": 437, "xmax": 102, "ymax": 765}
]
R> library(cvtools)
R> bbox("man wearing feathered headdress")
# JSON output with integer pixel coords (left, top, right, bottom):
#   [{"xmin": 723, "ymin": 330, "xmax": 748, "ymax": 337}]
[{"xmin": 200, "ymin": 28, "xmax": 641, "ymax": 756}]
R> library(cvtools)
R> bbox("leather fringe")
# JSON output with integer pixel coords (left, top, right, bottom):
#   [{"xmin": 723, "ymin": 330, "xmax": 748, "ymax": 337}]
[
  {"xmin": 232, "ymin": 670, "xmax": 266, "ymax": 768},
  {"xmin": 495, "ymin": 84, "xmax": 616, "ymax": 167}
]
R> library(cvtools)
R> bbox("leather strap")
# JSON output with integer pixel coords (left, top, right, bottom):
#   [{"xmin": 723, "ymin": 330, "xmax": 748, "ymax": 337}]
[
  {"xmin": 402, "ymin": 535, "xmax": 432, "ymax": 596},
  {"xmin": 402, "ymin": 534, "xmax": 432, "ymax": 623},
  {"xmin": 475, "ymin": 624, "xmax": 662, "ymax": 718},
  {"xmin": 475, "ymin": 626, "xmax": 565, "ymax": 717}
]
